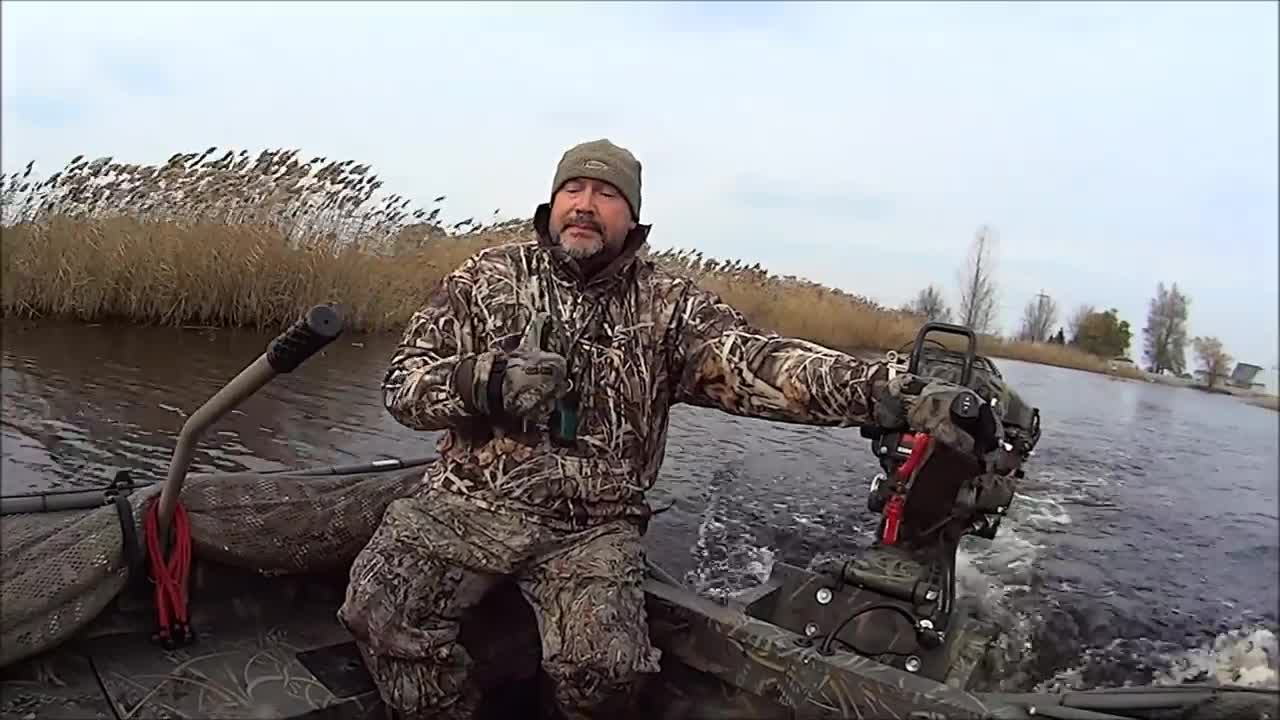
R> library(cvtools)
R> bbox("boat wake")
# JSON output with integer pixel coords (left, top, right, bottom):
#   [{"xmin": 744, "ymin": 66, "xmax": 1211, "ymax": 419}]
[
  {"xmin": 680, "ymin": 461, "xmax": 1280, "ymax": 694},
  {"xmin": 1035, "ymin": 626, "xmax": 1279, "ymax": 691}
]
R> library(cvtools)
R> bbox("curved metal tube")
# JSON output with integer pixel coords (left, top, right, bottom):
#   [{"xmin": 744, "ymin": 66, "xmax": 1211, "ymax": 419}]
[
  {"xmin": 154, "ymin": 304, "xmax": 344, "ymax": 539},
  {"xmin": 154, "ymin": 354, "xmax": 280, "ymax": 538}
]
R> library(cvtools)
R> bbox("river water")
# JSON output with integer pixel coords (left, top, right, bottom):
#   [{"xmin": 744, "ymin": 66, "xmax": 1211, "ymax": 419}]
[{"xmin": 3, "ymin": 318, "xmax": 1278, "ymax": 692}]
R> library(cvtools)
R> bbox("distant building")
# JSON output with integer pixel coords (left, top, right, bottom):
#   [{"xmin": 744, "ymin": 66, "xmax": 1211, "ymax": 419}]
[
  {"xmin": 1195, "ymin": 369, "xmax": 1229, "ymax": 385},
  {"xmin": 1229, "ymin": 363, "xmax": 1265, "ymax": 390},
  {"xmin": 1108, "ymin": 356, "xmax": 1137, "ymax": 373}
]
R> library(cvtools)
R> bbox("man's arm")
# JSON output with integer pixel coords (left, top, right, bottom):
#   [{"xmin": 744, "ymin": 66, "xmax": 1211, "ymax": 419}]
[
  {"xmin": 670, "ymin": 284, "xmax": 883, "ymax": 427},
  {"xmin": 382, "ymin": 257, "xmax": 498, "ymax": 431}
]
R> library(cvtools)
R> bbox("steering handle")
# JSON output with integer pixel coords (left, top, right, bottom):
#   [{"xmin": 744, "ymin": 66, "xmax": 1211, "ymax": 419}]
[
  {"xmin": 908, "ymin": 322, "xmax": 977, "ymax": 387},
  {"xmin": 267, "ymin": 304, "xmax": 345, "ymax": 373}
]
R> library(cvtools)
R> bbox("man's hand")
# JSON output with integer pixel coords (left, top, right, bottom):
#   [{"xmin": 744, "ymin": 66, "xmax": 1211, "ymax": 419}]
[
  {"xmin": 495, "ymin": 312, "xmax": 569, "ymax": 419},
  {"xmin": 870, "ymin": 369, "xmax": 1001, "ymax": 458}
]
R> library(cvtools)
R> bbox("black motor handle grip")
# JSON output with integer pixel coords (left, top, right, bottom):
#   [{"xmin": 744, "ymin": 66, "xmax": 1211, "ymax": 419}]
[{"xmin": 267, "ymin": 304, "xmax": 345, "ymax": 373}]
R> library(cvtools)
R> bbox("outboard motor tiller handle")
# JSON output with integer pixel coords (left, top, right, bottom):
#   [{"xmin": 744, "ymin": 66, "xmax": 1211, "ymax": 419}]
[
  {"xmin": 155, "ymin": 304, "xmax": 345, "ymax": 538},
  {"xmin": 859, "ymin": 322, "xmax": 979, "ymax": 443},
  {"xmin": 266, "ymin": 304, "xmax": 345, "ymax": 373},
  {"xmin": 908, "ymin": 321, "xmax": 977, "ymax": 387}
]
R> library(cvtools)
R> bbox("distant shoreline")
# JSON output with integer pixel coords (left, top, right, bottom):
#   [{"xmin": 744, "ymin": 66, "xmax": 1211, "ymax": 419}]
[
  {"xmin": 0, "ymin": 214, "xmax": 1197, "ymax": 385},
  {"xmin": 0, "ymin": 147, "xmax": 1258, "ymax": 403}
]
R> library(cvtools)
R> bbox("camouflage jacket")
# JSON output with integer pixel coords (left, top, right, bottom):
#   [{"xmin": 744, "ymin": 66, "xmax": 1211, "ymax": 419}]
[{"xmin": 383, "ymin": 204, "xmax": 882, "ymax": 529}]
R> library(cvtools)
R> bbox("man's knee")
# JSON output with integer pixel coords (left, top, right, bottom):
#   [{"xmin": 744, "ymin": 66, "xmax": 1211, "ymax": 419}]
[
  {"xmin": 339, "ymin": 498, "xmax": 499, "ymax": 658},
  {"xmin": 338, "ymin": 498, "xmax": 507, "ymax": 718},
  {"xmin": 359, "ymin": 644, "xmax": 481, "ymax": 720},
  {"xmin": 523, "ymin": 522, "xmax": 662, "ymax": 714},
  {"xmin": 539, "ymin": 585, "xmax": 661, "ymax": 715},
  {"xmin": 543, "ymin": 647, "xmax": 648, "ymax": 715}
]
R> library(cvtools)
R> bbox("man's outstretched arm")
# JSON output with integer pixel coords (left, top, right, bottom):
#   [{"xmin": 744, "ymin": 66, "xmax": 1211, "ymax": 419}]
[
  {"xmin": 382, "ymin": 257, "xmax": 499, "ymax": 431},
  {"xmin": 669, "ymin": 284, "xmax": 884, "ymax": 427}
]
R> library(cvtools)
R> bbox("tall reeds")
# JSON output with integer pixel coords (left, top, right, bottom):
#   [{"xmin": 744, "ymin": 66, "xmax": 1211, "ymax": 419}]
[{"xmin": 0, "ymin": 147, "xmax": 1137, "ymax": 377}]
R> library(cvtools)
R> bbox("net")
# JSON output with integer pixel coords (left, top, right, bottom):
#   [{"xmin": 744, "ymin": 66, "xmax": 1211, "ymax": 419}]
[{"xmin": 0, "ymin": 464, "xmax": 423, "ymax": 669}]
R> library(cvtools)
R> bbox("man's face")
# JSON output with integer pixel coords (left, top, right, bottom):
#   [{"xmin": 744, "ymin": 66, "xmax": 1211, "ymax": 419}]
[{"xmin": 549, "ymin": 177, "xmax": 636, "ymax": 262}]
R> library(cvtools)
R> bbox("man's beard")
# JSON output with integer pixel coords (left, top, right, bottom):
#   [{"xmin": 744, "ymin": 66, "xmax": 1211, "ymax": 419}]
[
  {"xmin": 557, "ymin": 215, "xmax": 606, "ymax": 259},
  {"xmin": 561, "ymin": 234, "xmax": 604, "ymax": 259}
]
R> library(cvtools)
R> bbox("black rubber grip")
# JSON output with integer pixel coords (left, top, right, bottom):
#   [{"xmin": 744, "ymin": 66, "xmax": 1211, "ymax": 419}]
[
  {"xmin": 267, "ymin": 304, "xmax": 345, "ymax": 373},
  {"xmin": 486, "ymin": 355, "xmax": 508, "ymax": 416}
]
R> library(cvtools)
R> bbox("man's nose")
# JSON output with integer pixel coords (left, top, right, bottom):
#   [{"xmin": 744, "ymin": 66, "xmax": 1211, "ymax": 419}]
[{"xmin": 569, "ymin": 188, "xmax": 599, "ymax": 212}]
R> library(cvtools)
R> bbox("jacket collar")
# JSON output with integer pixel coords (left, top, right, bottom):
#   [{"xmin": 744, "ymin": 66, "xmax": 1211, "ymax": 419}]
[{"xmin": 533, "ymin": 203, "xmax": 651, "ymax": 288}]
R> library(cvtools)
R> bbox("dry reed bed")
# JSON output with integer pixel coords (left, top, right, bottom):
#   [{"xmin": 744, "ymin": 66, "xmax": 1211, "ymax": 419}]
[
  {"xmin": 1, "ymin": 147, "xmax": 1136, "ymax": 379},
  {"xmin": 1247, "ymin": 395, "xmax": 1280, "ymax": 412}
]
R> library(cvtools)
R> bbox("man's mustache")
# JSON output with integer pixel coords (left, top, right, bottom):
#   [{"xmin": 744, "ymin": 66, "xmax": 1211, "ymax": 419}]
[{"xmin": 562, "ymin": 214, "xmax": 603, "ymax": 234}]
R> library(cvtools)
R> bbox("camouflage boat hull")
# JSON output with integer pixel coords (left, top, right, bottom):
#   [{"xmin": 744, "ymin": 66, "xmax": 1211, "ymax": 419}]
[
  {"xmin": 5, "ymin": 529, "xmax": 1273, "ymax": 720},
  {"xmin": 0, "ymin": 534, "xmax": 992, "ymax": 720}
]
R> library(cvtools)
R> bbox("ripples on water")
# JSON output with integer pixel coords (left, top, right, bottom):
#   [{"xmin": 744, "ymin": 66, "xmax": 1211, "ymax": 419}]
[{"xmin": 3, "ymin": 319, "xmax": 1277, "ymax": 691}]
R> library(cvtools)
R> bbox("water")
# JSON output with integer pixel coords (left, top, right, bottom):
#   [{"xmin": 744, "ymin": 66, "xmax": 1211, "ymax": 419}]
[{"xmin": 3, "ymin": 318, "xmax": 1278, "ymax": 692}]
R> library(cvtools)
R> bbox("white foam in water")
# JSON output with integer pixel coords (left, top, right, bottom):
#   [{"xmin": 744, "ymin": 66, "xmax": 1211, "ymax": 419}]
[
  {"xmin": 1014, "ymin": 493, "xmax": 1073, "ymax": 528},
  {"xmin": 1038, "ymin": 626, "xmax": 1280, "ymax": 693},
  {"xmin": 950, "ymin": 490, "xmax": 1078, "ymax": 688},
  {"xmin": 744, "ymin": 546, "xmax": 776, "ymax": 585},
  {"xmin": 1155, "ymin": 627, "xmax": 1279, "ymax": 689},
  {"xmin": 686, "ymin": 492, "xmax": 777, "ymax": 598},
  {"xmin": 960, "ymin": 517, "xmax": 1048, "ymax": 591}
]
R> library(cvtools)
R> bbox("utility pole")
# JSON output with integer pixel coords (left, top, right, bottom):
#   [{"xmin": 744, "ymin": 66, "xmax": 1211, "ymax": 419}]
[{"xmin": 1030, "ymin": 290, "xmax": 1053, "ymax": 344}]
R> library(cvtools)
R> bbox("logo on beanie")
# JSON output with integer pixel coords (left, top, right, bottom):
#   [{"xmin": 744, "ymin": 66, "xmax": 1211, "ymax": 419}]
[{"xmin": 583, "ymin": 159, "xmax": 609, "ymax": 170}]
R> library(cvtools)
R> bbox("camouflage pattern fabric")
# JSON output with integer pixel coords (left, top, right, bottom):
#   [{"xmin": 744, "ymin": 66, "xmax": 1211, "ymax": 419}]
[
  {"xmin": 361, "ymin": 202, "xmax": 997, "ymax": 716},
  {"xmin": 901, "ymin": 379, "xmax": 1001, "ymax": 457},
  {"xmin": 337, "ymin": 489, "xmax": 661, "ymax": 719},
  {"xmin": 910, "ymin": 348, "xmax": 1037, "ymax": 434},
  {"xmin": 381, "ymin": 203, "xmax": 885, "ymax": 529},
  {"xmin": 484, "ymin": 311, "xmax": 570, "ymax": 420},
  {"xmin": 869, "ymin": 372, "xmax": 1002, "ymax": 460}
]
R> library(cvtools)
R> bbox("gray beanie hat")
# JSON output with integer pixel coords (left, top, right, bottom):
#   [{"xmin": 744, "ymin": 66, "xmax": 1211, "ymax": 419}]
[{"xmin": 551, "ymin": 139, "xmax": 642, "ymax": 219}]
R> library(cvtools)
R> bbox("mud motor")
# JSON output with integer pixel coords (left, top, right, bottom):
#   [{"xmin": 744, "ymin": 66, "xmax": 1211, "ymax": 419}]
[
  {"xmin": 800, "ymin": 322, "xmax": 1043, "ymax": 682},
  {"xmin": 862, "ymin": 322, "xmax": 1043, "ymax": 551}
]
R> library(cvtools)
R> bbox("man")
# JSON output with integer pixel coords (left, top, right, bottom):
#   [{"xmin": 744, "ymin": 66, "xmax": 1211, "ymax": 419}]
[{"xmin": 338, "ymin": 139, "xmax": 997, "ymax": 719}]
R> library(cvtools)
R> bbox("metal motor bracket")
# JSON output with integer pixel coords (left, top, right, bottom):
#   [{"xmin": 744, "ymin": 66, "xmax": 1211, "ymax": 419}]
[{"xmin": 908, "ymin": 322, "xmax": 978, "ymax": 388}]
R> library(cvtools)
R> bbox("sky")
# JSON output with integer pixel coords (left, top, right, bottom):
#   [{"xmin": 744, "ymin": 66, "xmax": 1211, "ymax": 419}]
[{"xmin": 3, "ymin": 1, "xmax": 1277, "ymax": 384}]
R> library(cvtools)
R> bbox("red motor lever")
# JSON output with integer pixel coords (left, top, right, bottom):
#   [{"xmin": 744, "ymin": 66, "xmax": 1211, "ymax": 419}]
[
  {"xmin": 882, "ymin": 494, "xmax": 904, "ymax": 544},
  {"xmin": 896, "ymin": 432, "xmax": 933, "ymax": 480},
  {"xmin": 880, "ymin": 432, "xmax": 932, "ymax": 545}
]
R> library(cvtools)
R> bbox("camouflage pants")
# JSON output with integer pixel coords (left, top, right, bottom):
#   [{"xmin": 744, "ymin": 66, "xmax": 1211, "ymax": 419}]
[{"xmin": 337, "ymin": 490, "xmax": 663, "ymax": 719}]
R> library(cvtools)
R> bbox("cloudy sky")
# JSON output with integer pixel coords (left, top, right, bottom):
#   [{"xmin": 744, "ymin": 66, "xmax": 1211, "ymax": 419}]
[{"xmin": 3, "ymin": 1, "xmax": 1276, "ymax": 377}]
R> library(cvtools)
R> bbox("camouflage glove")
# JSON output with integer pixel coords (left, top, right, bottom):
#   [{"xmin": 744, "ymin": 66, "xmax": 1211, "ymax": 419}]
[
  {"xmin": 869, "ymin": 368, "xmax": 1001, "ymax": 457},
  {"xmin": 484, "ymin": 312, "xmax": 569, "ymax": 420}
]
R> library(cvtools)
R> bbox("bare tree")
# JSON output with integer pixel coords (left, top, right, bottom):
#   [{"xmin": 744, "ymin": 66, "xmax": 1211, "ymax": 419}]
[
  {"xmin": 1017, "ymin": 291, "xmax": 1059, "ymax": 343},
  {"xmin": 1068, "ymin": 303, "xmax": 1095, "ymax": 344},
  {"xmin": 1192, "ymin": 336, "xmax": 1232, "ymax": 390},
  {"xmin": 957, "ymin": 225, "xmax": 999, "ymax": 334},
  {"xmin": 1143, "ymin": 282, "xmax": 1191, "ymax": 375},
  {"xmin": 904, "ymin": 284, "xmax": 952, "ymax": 322}
]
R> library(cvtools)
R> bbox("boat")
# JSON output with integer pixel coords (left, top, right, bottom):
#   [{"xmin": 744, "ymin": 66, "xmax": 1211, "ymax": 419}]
[{"xmin": 1, "ymin": 305, "xmax": 1275, "ymax": 720}]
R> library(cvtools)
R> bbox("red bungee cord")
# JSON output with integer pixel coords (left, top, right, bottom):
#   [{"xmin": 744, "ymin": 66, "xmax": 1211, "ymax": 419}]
[{"xmin": 143, "ymin": 496, "xmax": 193, "ymax": 648}]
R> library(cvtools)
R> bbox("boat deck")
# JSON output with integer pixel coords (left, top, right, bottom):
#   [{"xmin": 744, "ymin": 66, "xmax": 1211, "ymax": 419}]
[{"xmin": 0, "ymin": 560, "xmax": 546, "ymax": 720}]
